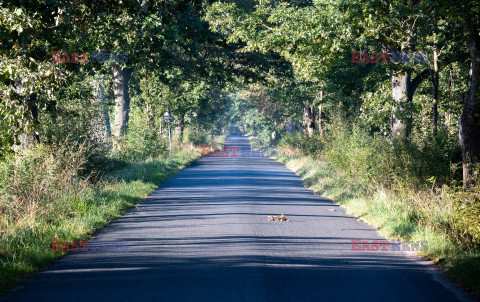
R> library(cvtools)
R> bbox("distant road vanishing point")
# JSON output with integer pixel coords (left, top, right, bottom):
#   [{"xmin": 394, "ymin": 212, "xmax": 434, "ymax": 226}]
[{"xmin": 2, "ymin": 136, "xmax": 472, "ymax": 302}]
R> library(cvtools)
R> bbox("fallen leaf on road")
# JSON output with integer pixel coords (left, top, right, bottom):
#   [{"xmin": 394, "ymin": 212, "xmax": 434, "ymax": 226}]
[{"xmin": 268, "ymin": 214, "xmax": 288, "ymax": 221}]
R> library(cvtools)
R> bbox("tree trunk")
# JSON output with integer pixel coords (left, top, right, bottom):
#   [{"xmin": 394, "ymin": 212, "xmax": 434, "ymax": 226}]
[
  {"xmin": 13, "ymin": 81, "xmax": 40, "ymax": 146},
  {"xmin": 432, "ymin": 12, "xmax": 439, "ymax": 137},
  {"xmin": 432, "ymin": 48, "xmax": 439, "ymax": 137},
  {"xmin": 146, "ymin": 103, "xmax": 155, "ymax": 128},
  {"xmin": 459, "ymin": 18, "xmax": 480, "ymax": 187},
  {"xmin": 318, "ymin": 104, "xmax": 323, "ymax": 136},
  {"xmin": 303, "ymin": 102, "xmax": 315, "ymax": 136},
  {"xmin": 318, "ymin": 91, "xmax": 324, "ymax": 136},
  {"xmin": 179, "ymin": 114, "xmax": 185, "ymax": 141},
  {"xmin": 112, "ymin": 63, "xmax": 132, "ymax": 138},
  {"xmin": 24, "ymin": 93, "xmax": 40, "ymax": 145},
  {"xmin": 159, "ymin": 117, "xmax": 163, "ymax": 135},
  {"xmin": 391, "ymin": 69, "xmax": 430, "ymax": 141},
  {"xmin": 391, "ymin": 71, "xmax": 412, "ymax": 139},
  {"xmin": 285, "ymin": 119, "xmax": 293, "ymax": 135},
  {"xmin": 91, "ymin": 78, "xmax": 111, "ymax": 150}
]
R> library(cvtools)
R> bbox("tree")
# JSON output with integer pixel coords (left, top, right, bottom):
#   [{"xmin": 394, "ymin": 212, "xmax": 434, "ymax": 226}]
[
  {"xmin": 457, "ymin": 2, "xmax": 480, "ymax": 186},
  {"xmin": 0, "ymin": 1, "xmax": 79, "ymax": 154}
]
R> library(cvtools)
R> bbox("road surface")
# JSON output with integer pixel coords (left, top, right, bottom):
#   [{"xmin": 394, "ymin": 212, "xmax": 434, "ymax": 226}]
[{"xmin": 2, "ymin": 136, "xmax": 471, "ymax": 301}]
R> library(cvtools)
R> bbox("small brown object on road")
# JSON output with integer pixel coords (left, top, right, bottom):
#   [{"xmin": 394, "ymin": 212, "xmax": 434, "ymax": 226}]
[{"xmin": 267, "ymin": 214, "xmax": 288, "ymax": 221}]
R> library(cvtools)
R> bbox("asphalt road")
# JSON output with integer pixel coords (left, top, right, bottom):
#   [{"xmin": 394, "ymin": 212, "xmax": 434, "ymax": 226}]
[{"xmin": 2, "ymin": 136, "xmax": 471, "ymax": 301}]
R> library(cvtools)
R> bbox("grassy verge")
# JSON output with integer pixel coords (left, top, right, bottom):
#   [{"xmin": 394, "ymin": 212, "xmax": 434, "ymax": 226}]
[
  {"xmin": 277, "ymin": 154, "xmax": 480, "ymax": 297},
  {"xmin": 0, "ymin": 148, "xmax": 201, "ymax": 295}
]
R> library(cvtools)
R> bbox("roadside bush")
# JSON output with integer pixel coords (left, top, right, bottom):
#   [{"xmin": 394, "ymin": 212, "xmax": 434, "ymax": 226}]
[
  {"xmin": 36, "ymin": 79, "xmax": 109, "ymax": 174},
  {"xmin": 111, "ymin": 106, "xmax": 168, "ymax": 161},
  {"xmin": 112, "ymin": 131, "xmax": 168, "ymax": 162},
  {"xmin": 389, "ymin": 129, "xmax": 461, "ymax": 188},
  {"xmin": 183, "ymin": 126, "xmax": 212, "ymax": 145},
  {"xmin": 0, "ymin": 142, "xmax": 91, "ymax": 237},
  {"xmin": 322, "ymin": 120, "xmax": 391, "ymax": 185},
  {"xmin": 183, "ymin": 126, "xmax": 227, "ymax": 149},
  {"xmin": 451, "ymin": 182, "xmax": 480, "ymax": 248},
  {"xmin": 279, "ymin": 132, "xmax": 324, "ymax": 157},
  {"xmin": 309, "ymin": 117, "xmax": 462, "ymax": 189}
]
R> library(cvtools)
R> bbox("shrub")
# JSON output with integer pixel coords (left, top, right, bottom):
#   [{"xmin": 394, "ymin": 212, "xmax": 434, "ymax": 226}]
[
  {"xmin": 279, "ymin": 132, "xmax": 324, "ymax": 157},
  {"xmin": 310, "ymin": 117, "xmax": 461, "ymax": 189},
  {"xmin": 110, "ymin": 106, "xmax": 168, "ymax": 161},
  {"xmin": 0, "ymin": 142, "xmax": 90, "ymax": 236},
  {"xmin": 452, "ymin": 182, "xmax": 480, "ymax": 248},
  {"xmin": 183, "ymin": 126, "xmax": 211, "ymax": 145}
]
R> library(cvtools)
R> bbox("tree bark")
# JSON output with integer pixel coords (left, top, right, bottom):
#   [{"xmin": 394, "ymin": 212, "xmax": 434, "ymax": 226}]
[
  {"xmin": 318, "ymin": 91, "xmax": 323, "ymax": 136},
  {"xmin": 26, "ymin": 93, "xmax": 40, "ymax": 144},
  {"xmin": 391, "ymin": 71, "xmax": 411, "ymax": 139},
  {"xmin": 432, "ymin": 11, "xmax": 439, "ymax": 137},
  {"xmin": 432, "ymin": 48, "xmax": 439, "ymax": 137},
  {"xmin": 92, "ymin": 78, "xmax": 111, "ymax": 150},
  {"xmin": 112, "ymin": 64, "xmax": 132, "ymax": 138},
  {"xmin": 303, "ymin": 102, "xmax": 315, "ymax": 136},
  {"xmin": 179, "ymin": 113, "xmax": 185, "ymax": 141},
  {"xmin": 285, "ymin": 119, "xmax": 293, "ymax": 135},
  {"xmin": 146, "ymin": 103, "xmax": 155, "ymax": 128},
  {"xmin": 459, "ymin": 18, "xmax": 480, "ymax": 187},
  {"xmin": 13, "ymin": 81, "xmax": 40, "ymax": 146},
  {"xmin": 391, "ymin": 69, "xmax": 430, "ymax": 140},
  {"xmin": 318, "ymin": 104, "xmax": 323, "ymax": 136}
]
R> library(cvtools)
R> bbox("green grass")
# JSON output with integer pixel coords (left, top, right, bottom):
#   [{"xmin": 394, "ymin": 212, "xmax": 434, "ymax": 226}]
[
  {"xmin": 277, "ymin": 154, "xmax": 480, "ymax": 297},
  {"xmin": 0, "ymin": 149, "xmax": 201, "ymax": 295}
]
